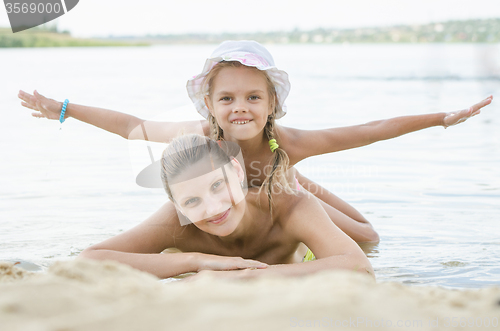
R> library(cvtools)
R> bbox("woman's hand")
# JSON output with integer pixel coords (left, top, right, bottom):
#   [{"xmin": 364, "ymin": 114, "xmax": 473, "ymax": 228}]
[
  {"xmin": 18, "ymin": 90, "xmax": 63, "ymax": 120},
  {"xmin": 443, "ymin": 95, "xmax": 493, "ymax": 128},
  {"xmin": 182, "ymin": 268, "xmax": 259, "ymax": 282},
  {"xmin": 195, "ymin": 253, "xmax": 268, "ymax": 272}
]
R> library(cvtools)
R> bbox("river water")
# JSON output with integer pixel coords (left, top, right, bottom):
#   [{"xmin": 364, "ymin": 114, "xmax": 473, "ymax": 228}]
[{"xmin": 1, "ymin": 43, "xmax": 499, "ymax": 288}]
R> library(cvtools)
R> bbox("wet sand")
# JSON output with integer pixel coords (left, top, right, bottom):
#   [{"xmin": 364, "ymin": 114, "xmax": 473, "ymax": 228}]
[{"xmin": 1, "ymin": 259, "xmax": 499, "ymax": 331}]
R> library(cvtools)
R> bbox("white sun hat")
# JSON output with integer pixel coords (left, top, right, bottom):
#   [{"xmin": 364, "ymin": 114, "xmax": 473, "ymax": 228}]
[{"xmin": 186, "ymin": 40, "xmax": 291, "ymax": 119}]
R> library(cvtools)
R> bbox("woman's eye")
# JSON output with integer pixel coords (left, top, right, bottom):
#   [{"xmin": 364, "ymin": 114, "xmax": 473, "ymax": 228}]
[
  {"xmin": 184, "ymin": 198, "xmax": 198, "ymax": 206},
  {"xmin": 212, "ymin": 180, "xmax": 224, "ymax": 190}
]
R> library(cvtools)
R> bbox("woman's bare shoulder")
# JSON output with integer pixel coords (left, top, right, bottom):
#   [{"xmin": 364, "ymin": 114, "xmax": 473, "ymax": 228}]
[{"xmin": 271, "ymin": 189, "xmax": 312, "ymax": 222}]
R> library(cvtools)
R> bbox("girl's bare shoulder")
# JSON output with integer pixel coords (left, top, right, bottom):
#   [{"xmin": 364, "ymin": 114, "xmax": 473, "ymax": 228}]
[
  {"xmin": 275, "ymin": 125, "xmax": 297, "ymax": 144},
  {"xmin": 274, "ymin": 125, "xmax": 306, "ymax": 165}
]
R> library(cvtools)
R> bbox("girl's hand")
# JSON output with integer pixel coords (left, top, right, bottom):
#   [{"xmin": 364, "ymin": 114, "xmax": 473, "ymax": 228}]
[
  {"xmin": 443, "ymin": 95, "xmax": 493, "ymax": 128},
  {"xmin": 18, "ymin": 90, "xmax": 64, "ymax": 120},
  {"xmin": 195, "ymin": 254, "xmax": 268, "ymax": 272}
]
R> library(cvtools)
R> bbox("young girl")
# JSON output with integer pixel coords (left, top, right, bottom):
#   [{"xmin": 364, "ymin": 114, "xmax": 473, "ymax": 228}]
[
  {"xmin": 18, "ymin": 40, "xmax": 493, "ymax": 244},
  {"xmin": 79, "ymin": 134, "xmax": 374, "ymax": 279}
]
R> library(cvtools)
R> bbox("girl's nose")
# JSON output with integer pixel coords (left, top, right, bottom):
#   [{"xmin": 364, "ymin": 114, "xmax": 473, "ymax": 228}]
[{"xmin": 232, "ymin": 99, "xmax": 248, "ymax": 113}]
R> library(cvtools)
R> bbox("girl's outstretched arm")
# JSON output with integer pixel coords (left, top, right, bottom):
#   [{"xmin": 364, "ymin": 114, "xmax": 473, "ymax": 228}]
[
  {"xmin": 79, "ymin": 201, "xmax": 267, "ymax": 278},
  {"xmin": 18, "ymin": 90, "xmax": 208, "ymax": 142},
  {"xmin": 285, "ymin": 96, "xmax": 493, "ymax": 162}
]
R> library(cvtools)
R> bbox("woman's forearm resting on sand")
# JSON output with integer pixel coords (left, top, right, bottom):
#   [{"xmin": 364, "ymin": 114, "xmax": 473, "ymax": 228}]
[
  {"xmin": 78, "ymin": 248, "xmax": 202, "ymax": 279},
  {"xmin": 196, "ymin": 252, "xmax": 374, "ymax": 280},
  {"xmin": 78, "ymin": 248, "xmax": 268, "ymax": 279}
]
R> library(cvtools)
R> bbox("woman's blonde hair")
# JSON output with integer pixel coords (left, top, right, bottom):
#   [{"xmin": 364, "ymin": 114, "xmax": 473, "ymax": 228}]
[
  {"xmin": 201, "ymin": 61, "xmax": 296, "ymax": 209},
  {"xmin": 161, "ymin": 134, "xmax": 239, "ymax": 203}
]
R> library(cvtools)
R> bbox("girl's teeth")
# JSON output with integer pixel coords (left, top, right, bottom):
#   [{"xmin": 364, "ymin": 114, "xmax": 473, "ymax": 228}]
[{"xmin": 232, "ymin": 120, "xmax": 250, "ymax": 124}]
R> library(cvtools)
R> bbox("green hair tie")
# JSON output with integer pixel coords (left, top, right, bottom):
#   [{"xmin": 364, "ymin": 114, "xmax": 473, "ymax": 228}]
[{"xmin": 269, "ymin": 139, "xmax": 279, "ymax": 152}]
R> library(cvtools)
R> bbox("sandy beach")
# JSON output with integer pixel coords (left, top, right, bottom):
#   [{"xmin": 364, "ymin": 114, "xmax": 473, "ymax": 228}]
[{"xmin": 1, "ymin": 259, "xmax": 499, "ymax": 331}]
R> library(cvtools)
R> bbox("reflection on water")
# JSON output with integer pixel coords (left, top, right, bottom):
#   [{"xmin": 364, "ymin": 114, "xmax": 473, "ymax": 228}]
[
  {"xmin": 359, "ymin": 242, "xmax": 379, "ymax": 257},
  {"xmin": 2, "ymin": 260, "xmax": 43, "ymax": 272},
  {"xmin": 1, "ymin": 44, "xmax": 499, "ymax": 288}
]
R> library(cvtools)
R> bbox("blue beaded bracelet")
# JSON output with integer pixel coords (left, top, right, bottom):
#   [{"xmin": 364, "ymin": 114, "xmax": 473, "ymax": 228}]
[{"xmin": 59, "ymin": 99, "xmax": 69, "ymax": 123}]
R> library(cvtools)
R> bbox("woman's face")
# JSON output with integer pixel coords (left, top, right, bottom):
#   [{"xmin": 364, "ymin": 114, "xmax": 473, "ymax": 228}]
[
  {"xmin": 169, "ymin": 159, "xmax": 246, "ymax": 236},
  {"xmin": 205, "ymin": 66, "xmax": 273, "ymax": 141}
]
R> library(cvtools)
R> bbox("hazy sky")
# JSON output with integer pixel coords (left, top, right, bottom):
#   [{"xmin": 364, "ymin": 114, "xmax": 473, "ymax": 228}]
[{"xmin": 2, "ymin": 0, "xmax": 500, "ymax": 37}]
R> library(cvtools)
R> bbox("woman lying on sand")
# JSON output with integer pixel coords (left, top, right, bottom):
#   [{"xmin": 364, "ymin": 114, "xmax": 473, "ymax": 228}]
[{"xmin": 79, "ymin": 134, "xmax": 374, "ymax": 280}]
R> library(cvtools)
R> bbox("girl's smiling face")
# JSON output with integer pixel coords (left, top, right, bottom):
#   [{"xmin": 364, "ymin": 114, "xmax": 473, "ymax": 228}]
[
  {"xmin": 169, "ymin": 159, "xmax": 246, "ymax": 237},
  {"xmin": 205, "ymin": 66, "xmax": 273, "ymax": 141}
]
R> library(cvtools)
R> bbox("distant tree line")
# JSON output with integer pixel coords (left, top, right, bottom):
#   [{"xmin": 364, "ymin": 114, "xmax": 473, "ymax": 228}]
[
  {"xmin": 129, "ymin": 18, "xmax": 500, "ymax": 44},
  {"xmin": 0, "ymin": 25, "xmax": 144, "ymax": 47},
  {"xmin": 1, "ymin": 18, "xmax": 499, "ymax": 47}
]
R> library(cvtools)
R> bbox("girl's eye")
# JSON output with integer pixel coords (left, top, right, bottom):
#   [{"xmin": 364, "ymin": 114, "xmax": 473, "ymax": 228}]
[
  {"xmin": 249, "ymin": 95, "xmax": 260, "ymax": 100},
  {"xmin": 184, "ymin": 197, "xmax": 199, "ymax": 206},
  {"xmin": 220, "ymin": 96, "xmax": 231, "ymax": 101}
]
